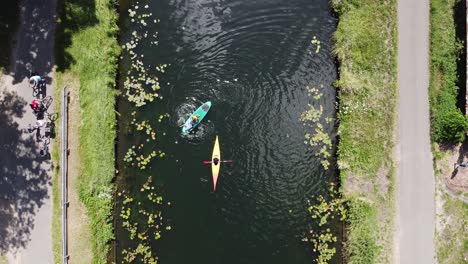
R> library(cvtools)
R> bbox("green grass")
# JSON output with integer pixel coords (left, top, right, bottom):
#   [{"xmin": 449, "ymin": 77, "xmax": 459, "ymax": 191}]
[
  {"xmin": 51, "ymin": 74, "xmax": 64, "ymax": 264},
  {"xmin": 332, "ymin": 0, "xmax": 398, "ymax": 263},
  {"xmin": 436, "ymin": 186, "xmax": 468, "ymax": 264},
  {"xmin": 429, "ymin": 0, "xmax": 467, "ymax": 142},
  {"xmin": 344, "ymin": 198, "xmax": 380, "ymax": 263},
  {"xmin": 55, "ymin": 0, "xmax": 120, "ymax": 262},
  {"xmin": 429, "ymin": 0, "xmax": 468, "ymax": 262}
]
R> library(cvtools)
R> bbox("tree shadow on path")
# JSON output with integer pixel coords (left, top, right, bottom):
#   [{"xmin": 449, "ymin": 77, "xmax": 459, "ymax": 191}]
[
  {"xmin": 0, "ymin": 90, "xmax": 51, "ymax": 254},
  {"xmin": 3, "ymin": 0, "xmax": 59, "ymax": 85},
  {"xmin": 55, "ymin": 0, "xmax": 98, "ymax": 72}
]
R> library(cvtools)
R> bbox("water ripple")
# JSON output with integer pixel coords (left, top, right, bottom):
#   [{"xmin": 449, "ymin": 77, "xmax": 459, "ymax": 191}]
[{"xmin": 119, "ymin": 0, "xmax": 338, "ymax": 263}]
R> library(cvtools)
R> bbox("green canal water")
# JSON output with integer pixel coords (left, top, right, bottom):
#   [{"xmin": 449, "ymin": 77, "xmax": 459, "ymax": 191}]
[{"xmin": 116, "ymin": 0, "xmax": 339, "ymax": 263}]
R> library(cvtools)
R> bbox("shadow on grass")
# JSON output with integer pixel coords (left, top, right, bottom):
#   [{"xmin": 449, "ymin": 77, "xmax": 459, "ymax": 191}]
[
  {"xmin": 450, "ymin": 139, "xmax": 468, "ymax": 179},
  {"xmin": 55, "ymin": 0, "xmax": 98, "ymax": 72},
  {"xmin": 453, "ymin": 0, "xmax": 466, "ymax": 114},
  {"xmin": 0, "ymin": 90, "xmax": 51, "ymax": 254}
]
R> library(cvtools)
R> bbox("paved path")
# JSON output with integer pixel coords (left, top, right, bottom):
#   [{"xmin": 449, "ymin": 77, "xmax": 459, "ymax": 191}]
[
  {"xmin": 0, "ymin": 0, "xmax": 56, "ymax": 263},
  {"xmin": 397, "ymin": 0, "xmax": 435, "ymax": 263}
]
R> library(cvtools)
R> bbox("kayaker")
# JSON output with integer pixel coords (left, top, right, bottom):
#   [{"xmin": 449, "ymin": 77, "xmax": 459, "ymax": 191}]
[
  {"xmin": 213, "ymin": 157, "xmax": 219, "ymax": 165},
  {"xmin": 191, "ymin": 114, "xmax": 200, "ymax": 124},
  {"xmin": 29, "ymin": 75, "xmax": 42, "ymax": 89}
]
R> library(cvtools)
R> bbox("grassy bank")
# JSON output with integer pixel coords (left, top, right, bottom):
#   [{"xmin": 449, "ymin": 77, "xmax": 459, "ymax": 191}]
[
  {"xmin": 429, "ymin": 0, "xmax": 468, "ymax": 262},
  {"xmin": 332, "ymin": 0, "xmax": 398, "ymax": 263},
  {"xmin": 55, "ymin": 0, "xmax": 120, "ymax": 262},
  {"xmin": 435, "ymin": 184, "xmax": 468, "ymax": 264},
  {"xmin": 429, "ymin": 0, "xmax": 467, "ymax": 143}
]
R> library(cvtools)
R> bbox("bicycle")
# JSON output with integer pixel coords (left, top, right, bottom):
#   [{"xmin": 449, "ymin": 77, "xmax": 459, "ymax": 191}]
[
  {"xmin": 24, "ymin": 112, "xmax": 57, "ymax": 144},
  {"xmin": 31, "ymin": 96, "xmax": 53, "ymax": 118},
  {"xmin": 44, "ymin": 111, "xmax": 58, "ymax": 122},
  {"xmin": 30, "ymin": 79, "xmax": 47, "ymax": 98},
  {"xmin": 39, "ymin": 142, "xmax": 49, "ymax": 157},
  {"xmin": 26, "ymin": 64, "xmax": 47, "ymax": 98},
  {"xmin": 38, "ymin": 112, "xmax": 57, "ymax": 144}
]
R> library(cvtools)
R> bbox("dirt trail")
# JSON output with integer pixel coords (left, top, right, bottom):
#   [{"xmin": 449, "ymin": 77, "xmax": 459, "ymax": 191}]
[
  {"xmin": 397, "ymin": 0, "xmax": 435, "ymax": 263},
  {"xmin": 63, "ymin": 74, "xmax": 93, "ymax": 264},
  {"xmin": 0, "ymin": 0, "xmax": 57, "ymax": 263}
]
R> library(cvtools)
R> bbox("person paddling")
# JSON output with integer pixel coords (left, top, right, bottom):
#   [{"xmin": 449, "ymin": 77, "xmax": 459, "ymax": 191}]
[
  {"xmin": 213, "ymin": 157, "xmax": 219, "ymax": 165},
  {"xmin": 191, "ymin": 114, "xmax": 200, "ymax": 124}
]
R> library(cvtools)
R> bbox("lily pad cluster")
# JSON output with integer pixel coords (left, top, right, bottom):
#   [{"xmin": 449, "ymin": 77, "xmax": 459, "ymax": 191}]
[
  {"xmin": 122, "ymin": 2, "xmax": 169, "ymax": 107},
  {"xmin": 135, "ymin": 120, "xmax": 157, "ymax": 140},
  {"xmin": 123, "ymin": 144, "xmax": 165, "ymax": 170},
  {"xmin": 119, "ymin": 176, "xmax": 171, "ymax": 264},
  {"xmin": 303, "ymin": 184, "xmax": 347, "ymax": 264},
  {"xmin": 300, "ymin": 85, "xmax": 333, "ymax": 169},
  {"xmin": 311, "ymin": 36, "xmax": 321, "ymax": 54},
  {"xmin": 119, "ymin": 4, "xmax": 173, "ymax": 263}
]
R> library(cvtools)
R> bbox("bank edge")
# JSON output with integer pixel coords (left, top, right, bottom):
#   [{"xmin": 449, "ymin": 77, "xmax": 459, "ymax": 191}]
[
  {"xmin": 53, "ymin": 0, "xmax": 120, "ymax": 263},
  {"xmin": 332, "ymin": 0, "xmax": 398, "ymax": 263}
]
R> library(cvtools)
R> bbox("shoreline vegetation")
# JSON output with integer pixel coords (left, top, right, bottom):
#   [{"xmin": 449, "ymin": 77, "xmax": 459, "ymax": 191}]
[
  {"xmin": 429, "ymin": 0, "xmax": 468, "ymax": 263},
  {"xmin": 332, "ymin": 0, "xmax": 398, "ymax": 263},
  {"xmin": 55, "ymin": 0, "xmax": 120, "ymax": 262},
  {"xmin": 116, "ymin": 2, "xmax": 172, "ymax": 263}
]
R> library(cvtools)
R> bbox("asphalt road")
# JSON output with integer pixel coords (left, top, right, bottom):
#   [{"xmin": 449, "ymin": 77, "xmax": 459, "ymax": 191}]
[
  {"xmin": 0, "ymin": 0, "xmax": 56, "ymax": 263},
  {"xmin": 397, "ymin": 0, "xmax": 435, "ymax": 263}
]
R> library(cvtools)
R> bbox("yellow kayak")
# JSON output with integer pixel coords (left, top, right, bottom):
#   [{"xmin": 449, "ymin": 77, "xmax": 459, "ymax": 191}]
[{"xmin": 211, "ymin": 136, "xmax": 221, "ymax": 191}]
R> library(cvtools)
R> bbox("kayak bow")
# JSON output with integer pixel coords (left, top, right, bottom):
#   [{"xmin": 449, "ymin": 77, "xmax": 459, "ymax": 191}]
[{"xmin": 211, "ymin": 136, "xmax": 221, "ymax": 191}]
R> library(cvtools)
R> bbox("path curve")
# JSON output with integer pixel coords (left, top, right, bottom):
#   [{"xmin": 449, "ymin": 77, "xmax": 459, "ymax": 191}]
[
  {"xmin": 0, "ymin": 0, "xmax": 57, "ymax": 263},
  {"xmin": 397, "ymin": 0, "xmax": 435, "ymax": 263}
]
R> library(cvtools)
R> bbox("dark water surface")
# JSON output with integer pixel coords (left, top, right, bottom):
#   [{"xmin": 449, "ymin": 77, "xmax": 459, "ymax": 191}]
[{"xmin": 117, "ymin": 0, "xmax": 338, "ymax": 263}]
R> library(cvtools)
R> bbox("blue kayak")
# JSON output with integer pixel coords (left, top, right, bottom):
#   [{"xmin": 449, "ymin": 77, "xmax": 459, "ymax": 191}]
[{"xmin": 181, "ymin": 101, "xmax": 211, "ymax": 134}]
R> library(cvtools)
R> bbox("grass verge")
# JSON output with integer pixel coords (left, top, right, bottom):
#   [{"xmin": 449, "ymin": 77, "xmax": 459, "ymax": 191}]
[
  {"xmin": 435, "ymin": 190, "xmax": 468, "ymax": 263},
  {"xmin": 430, "ymin": 1, "xmax": 468, "ymax": 262},
  {"xmin": 51, "ymin": 72, "xmax": 65, "ymax": 264},
  {"xmin": 332, "ymin": 0, "xmax": 398, "ymax": 263},
  {"xmin": 55, "ymin": 0, "xmax": 120, "ymax": 262},
  {"xmin": 429, "ymin": 0, "xmax": 467, "ymax": 143}
]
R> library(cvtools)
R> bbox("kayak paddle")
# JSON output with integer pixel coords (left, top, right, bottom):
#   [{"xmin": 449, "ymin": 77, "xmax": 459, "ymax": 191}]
[{"xmin": 203, "ymin": 160, "xmax": 233, "ymax": 164}]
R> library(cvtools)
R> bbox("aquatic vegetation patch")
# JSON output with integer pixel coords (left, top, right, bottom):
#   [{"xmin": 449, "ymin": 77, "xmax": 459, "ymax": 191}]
[
  {"xmin": 118, "ymin": 3, "xmax": 174, "ymax": 263},
  {"xmin": 301, "ymin": 85, "xmax": 333, "ymax": 169},
  {"xmin": 119, "ymin": 176, "xmax": 171, "ymax": 264},
  {"xmin": 123, "ymin": 143, "xmax": 166, "ymax": 170},
  {"xmin": 310, "ymin": 36, "xmax": 322, "ymax": 54},
  {"xmin": 304, "ymin": 184, "xmax": 347, "ymax": 264},
  {"xmin": 122, "ymin": 2, "xmax": 169, "ymax": 107}
]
